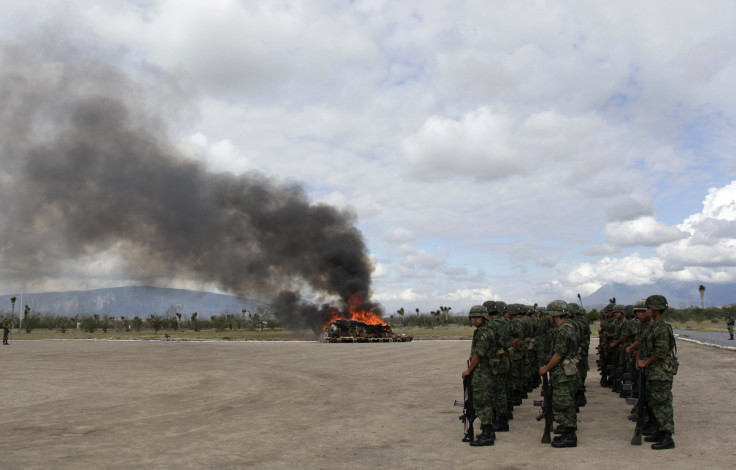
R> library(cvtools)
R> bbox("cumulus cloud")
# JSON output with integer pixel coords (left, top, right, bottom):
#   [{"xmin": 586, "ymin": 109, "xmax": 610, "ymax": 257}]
[
  {"xmin": 606, "ymin": 216, "xmax": 688, "ymax": 246},
  {"xmin": 382, "ymin": 227, "xmax": 416, "ymax": 244},
  {"xmin": 657, "ymin": 181, "xmax": 736, "ymax": 270},
  {"xmin": 605, "ymin": 195, "xmax": 655, "ymax": 222}
]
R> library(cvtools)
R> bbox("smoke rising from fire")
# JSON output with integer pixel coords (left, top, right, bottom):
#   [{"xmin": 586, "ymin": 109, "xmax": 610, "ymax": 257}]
[{"xmin": 0, "ymin": 47, "xmax": 382, "ymax": 331}]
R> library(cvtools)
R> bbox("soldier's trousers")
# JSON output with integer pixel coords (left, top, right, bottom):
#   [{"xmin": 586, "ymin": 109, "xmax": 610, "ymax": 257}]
[
  {"xmin": 489, "ymin": 374, "xmax": 507, "ymax": 418},
  {"xmin": 472, "ymin": 372, "xmax": 494, "ymax": 425},
  {"xmin": 646, "ymin": 379, "xmax": 674, "ymax": 434},
  {"xmin": 551, "ymin": 380, "xmax": 577, "ymax": 428}
]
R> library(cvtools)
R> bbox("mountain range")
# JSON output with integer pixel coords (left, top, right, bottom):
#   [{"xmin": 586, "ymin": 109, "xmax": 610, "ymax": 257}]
[
  {"xmin": 1, "ymin": 280, "xmax": 733, "ymax": 318},
  {"xmin": 0, "ymin": 286, "xmax": 263, "ymax": 318},
  {"xmin": 580, "ymin": 280, "xmax": 735, "ymax": 310}
]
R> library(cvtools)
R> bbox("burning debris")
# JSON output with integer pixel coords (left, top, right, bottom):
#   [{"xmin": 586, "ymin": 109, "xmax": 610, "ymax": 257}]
[{"xmin": 321, "ymin": 296, "xmax": 412, "ymax": 342}]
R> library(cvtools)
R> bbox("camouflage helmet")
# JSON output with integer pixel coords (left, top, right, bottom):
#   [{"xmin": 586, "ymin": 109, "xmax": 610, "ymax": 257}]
[
  {"xmin": 633, "ymin": 299, "xmax": 647, "ymax": 312},
  {"xmin": 508, "ymin": 303, "xmax": 525, "ymax": 315},
  {"xmin": 482, "ymin": 300, "xmax": 503, "ymax": 316},
  {"xmin": 624, "ymin": 305, "xmax": 634, "ymax": 317},
  {"xmin": 468, "ymin": 305, "xmax": 489, "ymax": 320},
  {"xmin": 604, "ymin": 303, "xmax": 615, "ymax": 313},
  {"xmin": 612, "ymin": 304, "xmax": 625, "ymax": 314},
  {"xmin": 567, "ymin": 303, "xmax": 583, "ymax": 315},
  {"xmin": 546, "ymin": 300, "xmax": 568, "ymax": 317},
  {"xmin": 645, "ymin": 294, "xmax": 668, "ymax": 311}
]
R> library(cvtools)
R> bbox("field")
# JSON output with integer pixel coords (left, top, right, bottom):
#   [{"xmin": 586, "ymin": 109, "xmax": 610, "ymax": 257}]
[{"xmin": 0, "ymin": 337, "xmax": 733, "ymax": 469}]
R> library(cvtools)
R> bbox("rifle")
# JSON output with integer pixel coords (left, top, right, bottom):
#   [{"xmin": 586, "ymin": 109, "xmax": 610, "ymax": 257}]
[
  {"xmin": 630, "ymin": 368, "xmax": 647, "ymax": 445},
  {"xmin": 534, "ymin": 372, "xmax": 553, "ymax": 444},
  {"xmin": 454, "ymin": 363, "xmax": 476, "ymax": 442}
]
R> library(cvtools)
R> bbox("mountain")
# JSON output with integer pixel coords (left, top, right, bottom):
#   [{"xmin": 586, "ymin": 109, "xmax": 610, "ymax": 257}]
[
  {"xmin": 581, "ymin": 281, "xmax": 736, "ymax": 310},
  {"xmin": 0, "ymin": 286, "xmax": 263, "ymax": 318}
]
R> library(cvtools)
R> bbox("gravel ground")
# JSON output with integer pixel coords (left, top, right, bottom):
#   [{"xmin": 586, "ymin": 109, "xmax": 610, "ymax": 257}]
[{"xmin": 0, "ymin": 338, "xmax": 733, "ymax": 469}]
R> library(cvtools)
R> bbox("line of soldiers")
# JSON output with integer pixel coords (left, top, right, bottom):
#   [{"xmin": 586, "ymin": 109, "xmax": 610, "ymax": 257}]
[
  {"xmin": 462, "ymin": 299, "xmax": 591, "ymax": 447},
  {"xmin": 599, "ymin": 295, "xmax": 677, "ymax": 450}
]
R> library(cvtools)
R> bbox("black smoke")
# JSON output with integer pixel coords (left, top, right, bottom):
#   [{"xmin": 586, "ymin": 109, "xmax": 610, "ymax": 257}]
[{"xmin": 0, "ymin": 47, "xmax": 382, "ymax": 332}]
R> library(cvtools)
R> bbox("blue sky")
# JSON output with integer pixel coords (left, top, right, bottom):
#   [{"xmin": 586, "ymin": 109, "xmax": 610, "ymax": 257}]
[{"xmin": 1, "ymin": 0, "xmax": 736, "ymax": 315}]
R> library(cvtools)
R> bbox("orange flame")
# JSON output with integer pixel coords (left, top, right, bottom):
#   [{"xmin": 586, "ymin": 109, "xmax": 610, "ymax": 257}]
[{"xmin": 323, "ymin": 295, "xmax": 386, "ymax": 329}]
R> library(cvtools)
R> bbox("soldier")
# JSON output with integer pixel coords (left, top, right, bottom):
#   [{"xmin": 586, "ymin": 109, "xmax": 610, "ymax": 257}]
[
  {"xmin": 505, "ymin": 304, "xmax": 524, "ymax": 406},
  {"xmin": 539, "ymin": 300, "xmax": 580, "ymax": 448},
  {"xmin": 567, "ymin": 303, "xmax": 590, "ymax": 407},
  {"xmin": 462, "ymin": 305, "xmax": 498, "ymax": 446},
  {"xmin": 608, "ymin": 305, "xmax": 626, "ymax": 393},
  {"xmin": 2, "ymin": 319, "xmax": 10, "ymax": 345},
  {"xmin": 636, "ymin": 295, "xmax": 677, "ymax": 450},
  {"xmin": 483, "ymin": 300, "xmax": 511, "ymax": 432},
  {"xmin": 726, "ymin": 314, "xmax": 734, "ymax": 340}
]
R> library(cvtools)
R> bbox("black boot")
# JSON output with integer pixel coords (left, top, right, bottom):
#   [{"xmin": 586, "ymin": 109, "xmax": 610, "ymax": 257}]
[
  {"xmin": 469, "ymin": 424, "xmax": 495, "ymax": 446},
  {"xmin": 575, "ymin": 390, "xmax": 587, "ymax": 407},
  {"xmin": 553, "ymin": 424, "xmax": 565, "ymax": 435},
  {"xmin": 550, "ymin": 427, "xmax": 577, "ymax": 448},
  {"xmin": 644, "ymin": 431, "xmax": 665, "ymax": 442},
  {"xmin": 493, "ymin": 417, "xmax": 509, "ymax": 432},
  {"xmin": 651, "ymin": 434, "xmax": 675, "ymax": 450}
]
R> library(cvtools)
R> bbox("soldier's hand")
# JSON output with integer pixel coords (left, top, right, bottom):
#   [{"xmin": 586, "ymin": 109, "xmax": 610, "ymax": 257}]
[{"xmin": 462, "ymin": 369, "xmax": 471, "ymax": 379}]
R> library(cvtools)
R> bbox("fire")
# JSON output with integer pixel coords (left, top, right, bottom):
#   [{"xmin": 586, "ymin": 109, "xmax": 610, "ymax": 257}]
[{"xmin": 323, "ymin": 295, "xmax": 386, "ymax": 329}]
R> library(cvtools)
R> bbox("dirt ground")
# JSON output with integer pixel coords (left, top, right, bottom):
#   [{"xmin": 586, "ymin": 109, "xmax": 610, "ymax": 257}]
[{"xmin": 0, "ymin": 338, "xmax": 733, "ymax": 470}]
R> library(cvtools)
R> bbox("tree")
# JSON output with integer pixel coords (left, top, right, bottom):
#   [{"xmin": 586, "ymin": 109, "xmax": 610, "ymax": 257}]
[
  {"xmin": 699, "ymin": 284, "xmax": 706, "ymax": 309},
  {"xmin": 190, "ymin": 312, "xmax": 199, "ymax": 332},
  {"xmin": 10, "ymin": 297, "xmax": 16, "ymax": 323},
  {"xmin": 396, "ymin": 308, "xmax": 405, "ymax": 326},
  {"xmin": 23, "ymin": 305, "xmax": 31, "ymax": 333}
]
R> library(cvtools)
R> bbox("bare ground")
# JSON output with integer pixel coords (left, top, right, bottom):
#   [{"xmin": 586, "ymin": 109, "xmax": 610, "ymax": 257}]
[{"xmin": 0, "ymin": 338, "xmax": 733, "ymax": 469}]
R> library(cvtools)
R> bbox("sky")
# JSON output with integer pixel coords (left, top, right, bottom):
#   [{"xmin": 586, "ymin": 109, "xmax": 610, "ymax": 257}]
[{"xmin": 1, "ymin": 0, "xmax": 736, "ymax": 316}]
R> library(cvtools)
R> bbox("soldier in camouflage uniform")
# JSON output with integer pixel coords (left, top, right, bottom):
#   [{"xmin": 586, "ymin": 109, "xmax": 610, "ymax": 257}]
[
  {"xmin": 567, "ymin": 303, "xmax": 590, "ymax": 407},
  {"xmin": 505, "ymin": 304, "xmax": 524, "ymax": 406},
  {"xmin": 636, "ymin": 295, "xmax": 677, "ymax": 450},
  {"xmin": 598, "ymin": 304, "xmax": 615, "ymax": 387},
  {"xmin": 483, "ymin": 300, "xmax": 511, "ymax": 432},
  {"xmin": 540, "ymin": 300, "xmax": 580, "ymax": 448},
  {"xmin": 608, "ymin": 305, "xmax": 626, "ymax": 393},
  {"xmin": 625, "ymin": 299, "xmax": 650, "ymax": 421},
  {"xmin": 620, "ymin": 305, "xmax": 639, "ymax": 398},
  {"xmin": 462, "ymin": 305, "xmax": 498, "ymax": 446}
]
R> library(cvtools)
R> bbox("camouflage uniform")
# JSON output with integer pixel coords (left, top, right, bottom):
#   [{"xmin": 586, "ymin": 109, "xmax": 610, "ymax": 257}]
[
  {"xmin": 466, "ymin": 305, "xmax": 498, "ymax": 446},
  {"xmin": 544, "ymin": 300, "xmax": 580, "ymax": 448},
  {"xmin": 643, "ymin": 317, "xmax": 676, "ymax": 435},
  {"xmin": 505, "ymin": 305, "xmax": 524, "ymax": 405},
  {"xmin": 483, "ymin": 300, "xmax": 511, "ymax": 430}
]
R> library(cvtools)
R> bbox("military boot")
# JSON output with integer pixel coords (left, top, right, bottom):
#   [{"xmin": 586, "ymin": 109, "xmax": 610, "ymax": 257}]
[
  {"xmin": 550, "ymin": 428, "xmax": 577, "ymax": 448},
  {"xmin": 493, "ymin": 416, "xmax": 509, "ymax": 432},
  {"xmin": 651, "ymin": 434, "xmax": 675, "ymax": 450},
  {"xmin": 469, "ymin": 424, "xmax": 495, "ymax": 446},
  {"xmin": 644, "ymin": 431, "xmax": 665, "ymax": 443}
]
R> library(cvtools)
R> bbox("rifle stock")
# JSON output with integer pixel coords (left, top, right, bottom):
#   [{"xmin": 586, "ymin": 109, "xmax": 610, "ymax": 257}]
[
  {"xmin": 540, "ymin": 372, "xmax": 553, "ymax": 444},
  {"xmin": 631, "ymin": 368, "xmax": 646, "ymax": 445},
  {"xmin": 457, "ymin": 361, "xmax": 476, "ymax": 442}
]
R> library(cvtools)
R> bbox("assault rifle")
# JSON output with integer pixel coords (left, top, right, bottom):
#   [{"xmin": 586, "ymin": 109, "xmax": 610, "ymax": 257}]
[
  {"xmin": 534, "ymin": 372, "xmax": 553, "ymax": 444},
  {"xmin": 454, "ymin": 362, "xmax": 476, "ymax": 442},
  {"xmin": 630, "ymin": 367, "xmax": 647, "ymax": 445}
]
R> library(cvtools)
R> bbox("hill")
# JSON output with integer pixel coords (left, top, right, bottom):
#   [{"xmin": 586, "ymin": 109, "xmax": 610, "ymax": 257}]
[
  {"xmin": 0, "ymin": 286, "xmax": 263, "ymax": 318},
  {"xmin": 581, "ymin": 280, "xmax": 735, "ymax": 310}
]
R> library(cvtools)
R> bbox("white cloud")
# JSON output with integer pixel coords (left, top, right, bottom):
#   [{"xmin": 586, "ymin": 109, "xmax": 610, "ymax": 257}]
[
  {"xmin": 606, "ymin": 216, "xmax": 688, "ymax": 246},
  {"xmin": 382, "ymin": 227, "xmax": 416, "ymax": 244}
]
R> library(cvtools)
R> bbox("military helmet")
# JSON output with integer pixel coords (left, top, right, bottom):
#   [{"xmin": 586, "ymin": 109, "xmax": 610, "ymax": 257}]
[
  {"xmin": 468, "ymin": 305, "xmax": 489, "ymax": 320},
  {"xmin": 633, "ymin": 299, "xmax": 647, "ymax": 311},
  {"xmin": 482, "ymin": 300, "xmax": 503, "ymax": 316},
  {"xmin": 567, "ymin": 303, "xmax": 583, "ymax": 315},
  {"xmin": 546, "ymin": 300, "xmax": 568, "ymax": 317},
  {"xmin": 645, "ymin": 294, "xmax": 668, "ymax": 311},
  {"xmin": 604, "ymin": 303, "xmax": 615, "ymax": 312},
  {"xmin": 624, "ymin": 305, "xmax": 634, "ymax": 317},
  {"xmin": 612, "ymin": 304, "xmax": 625, "ymax": 314}
]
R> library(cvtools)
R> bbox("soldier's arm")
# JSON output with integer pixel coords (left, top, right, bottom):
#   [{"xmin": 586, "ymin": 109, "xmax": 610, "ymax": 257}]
[
  {"xmin": 462, "ymin": 354, "xmax": 481, "ymax": 379},
  {"xmin": 540, "ymin": 353, "xmax": 563, "ymax": 375}
]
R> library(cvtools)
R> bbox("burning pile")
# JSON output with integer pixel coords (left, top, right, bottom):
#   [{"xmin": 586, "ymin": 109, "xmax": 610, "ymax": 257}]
[{"xmin": 322, "ymin": 296, "xmax": 412, "ymax": 343}]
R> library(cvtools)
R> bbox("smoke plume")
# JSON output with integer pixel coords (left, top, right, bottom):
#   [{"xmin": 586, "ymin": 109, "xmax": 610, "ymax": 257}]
[{"xmin": 0, "ymin": 47, "xmax": 382, "ymax": 332}]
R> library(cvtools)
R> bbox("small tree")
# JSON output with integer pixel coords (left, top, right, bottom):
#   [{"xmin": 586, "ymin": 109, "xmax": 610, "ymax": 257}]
[
  {"xmin": 23, "ymin": 305, "xmax": 31, "ymax": 333},
  {"xmin": 190, "ymin": 312, "xmax": 199, "ymax": 332},
  {"xmin": 699, "ymin": 284, "xmax": 706, "ymax": 309},
  {"xmin": 131, "ymin": 315, "xmax": 143, "ymax": 332},
  {"xmin": 148, "ymin": 314, "xmax": 163, "ymax": 333}
]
